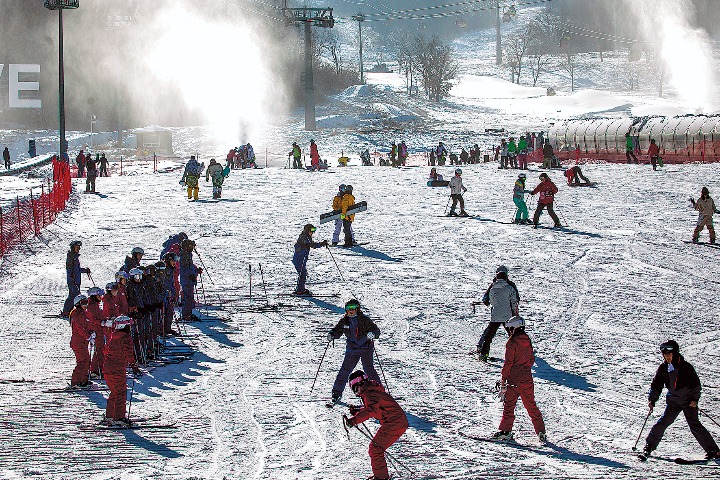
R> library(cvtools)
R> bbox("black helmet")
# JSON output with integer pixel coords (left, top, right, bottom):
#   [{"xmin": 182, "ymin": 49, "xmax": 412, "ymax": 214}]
[
  {"xmin": 304, "ymin": 223, "xmax": 316, "ymax": 233},
  {"xmin": 345, "ymin": 185, "xmax": 353, "ymax": 193},
  {"xmin": 348, "ymin": 370, "xmax": 369, "ymax": 393},
  {"xmin": 660, "ymin": 340, "xmax": 680, "ymax": 354}
]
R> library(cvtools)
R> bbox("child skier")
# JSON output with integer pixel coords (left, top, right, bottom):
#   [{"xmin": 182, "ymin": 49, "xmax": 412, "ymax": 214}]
[
  {"xmin": 640, "ymin": 340, "xmax": 719, "ymax": 460},
  {"xmin": 329, "ymin": 300, "xmax": 382, "ymax": 403},
  {"xmin": 332, "ymin": 185, "xmax": 346, "ymax": 246},
  {"xmin": 493, "ymin": 316, "xmax": 547, "ymax": 443},
  {"xmin": 292, "ymin": 224, "xmax": 328, "ymax": 295},
  {"xmin": 180, "ymin": 155, "xmax": 204, "ymax": 200},
  {"xmin": 86, "ymin": 286, "xmax": 105, "ymax": 378},
  {"xmin": 513, "ymin": 173, "xmax": 531, "ymax": 224},
  {"xmin": 102, "ymin": 315, "xmax": 141, "ymax": 426},
  {"xmin": 344, "ymin": 370, "xmax": 408, "ymax": 480},
  {"xmin": 448, "ymin": 168, "xmax": 468, "ymax": 217},
  {"xmin": 690, "ymin": 187, "xmax": 716, "ymax": 244},
  {"xmin": 531, "ymin": 173, "xmax": 561, "ymax": 228},
  {"xmin": 476, "ymin": 265, "xmax": 519, "ymax": 361},
  {"xmin": 564, "ymin": 166, "xmax": 591, "ymax": 186},
  {"xmin": 69, "ymin": 294, "xmax": 93, "ymax": 387}
]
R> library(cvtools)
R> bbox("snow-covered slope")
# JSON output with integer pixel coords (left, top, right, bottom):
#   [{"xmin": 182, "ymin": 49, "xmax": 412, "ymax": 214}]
[{"xmin": 0, "ymin": 161, "xmax": 718, "ymax": 479}]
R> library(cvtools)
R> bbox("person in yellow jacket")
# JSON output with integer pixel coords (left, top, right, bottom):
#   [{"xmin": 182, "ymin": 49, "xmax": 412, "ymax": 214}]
[
  {"xmin": 341, "ymin": 184, "xmax": 357, "ymax": 247},
  {"xmin": 332, "ymin": 184, "xmax": 347, "ymax": 246}
]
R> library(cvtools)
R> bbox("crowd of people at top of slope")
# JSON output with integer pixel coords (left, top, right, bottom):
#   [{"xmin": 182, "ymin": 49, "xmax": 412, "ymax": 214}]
[
  {"xmin": 62, "ymin": 233, "xmax": 203, "ymax": 426},
  {"xmin": 225, "ymin": 143, "xmax": 257, "ymax": 169}
]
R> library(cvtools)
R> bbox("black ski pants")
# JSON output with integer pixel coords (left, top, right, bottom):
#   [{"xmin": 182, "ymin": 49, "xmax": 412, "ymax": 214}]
[
  {"xmin": 570, "ymin": 167, "xmax": 590, "ymax": 184},
  {"xmin": 342, "ymin": 219, "xmax": 353, "ymax": 246},
  {"xmin": 450, "ymin": 194, "xmax": 465, "ymax": 213},
  {"xmin": 626, "ymin": 149, "xmax": 639, "ymax": 164},
  {"xmin": 478, "ymin": 322, "xmax": 505, "ymax": 356},
  {"xmin": 646, "ymin": 403, "xmax": 719, "ymax": 453},
  {"xmin": 533, "ymin": 202, "xmax": 561, "ymax": 227}
]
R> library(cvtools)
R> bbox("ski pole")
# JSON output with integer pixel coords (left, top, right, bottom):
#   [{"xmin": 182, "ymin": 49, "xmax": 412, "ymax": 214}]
[
  {"xmin": 193, "ymin": 247, "xmax": 215, "ymax": 285},
  {"xmin": 699, "ymin": 409, "xmax": 720, "ymax": 429},
  {"xmin": 259, "ymin": 263, "xmax": 270, "ymax": 306},
  {"xmin": 632, "ymin": 408, "xmax": 652, "ymax": 451},
  {"xmin": 325, "ymin": 245, "xmax": 345, "ymax": 282},
  {"xmin": 199, "ymin": 274, "xmax": 208, "ymax": 318},
  {"xmin": 248, "ymin": 264, "xmax": 252, "ymax": 300},
  {"xmin": 87, "ymin": 271, "xmax": 96, "ymax": 287},
  {"xmin": 310, "ymin": 338, "xmax": 332, "ymax": 395},
  {"xmin": 444, "ymin": 195, "xmax": 451, "ymax": 215},
  {"xmin": 127, "ymin": 377, "xmax": 136, "ymax": 423},
  {"xmin": 373, "ymin": 343, "xmax": 391, "ymax": 396}
]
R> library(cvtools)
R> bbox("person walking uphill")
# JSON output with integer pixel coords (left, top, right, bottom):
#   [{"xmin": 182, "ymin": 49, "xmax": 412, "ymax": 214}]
[
  {"xmin": 448, "ymin": 168, "xmax": 469, "ymax": 217},
  {"xmin": 475, "ymin": 265, "xmax": 519, "ymax": 361},
  {"xmin": 531, "ymin": 173, "xmax": 561, "ymax": 228},
  {"xmin": 102, "ymin": 316, "xmax": 142, "ymax": 426},
  {"xmin": 205, "ymin": 158, "xmax": 229, "ymax": 199},
  {"xmin": 493, "ymin": 316, "xmax": 546, "ymax": 443},
  {"xmin": 292, "ymin": 224, "xmax": 327, "ymax": 295},
  {"xmin": 344, "ymin": 370, "xmax": 408, "ymax": 480},
  {"xmin": 63, "ymin": 241, "xmax": 91, "ymax": 317},
  {"xmin": 690, "ymin": 187, "xmax": 715, "ymax": 244},
  {"xmin": 513, "ymin": 173, "xmax": 531, "ymax": 224},
  {"xmin": 179, "ymin": 239, "xmax": 202, "ymax": 322},
  {"xmin": 180, "ymin": 155, "xmax": 204, "ymax": 201},
  {"xmin": 329, "ymin": 299, "xmax": 382, "ymax": 403},
  {"xmin": 639, "ymin": 340, "xmax": 719, "ymax": 461}
]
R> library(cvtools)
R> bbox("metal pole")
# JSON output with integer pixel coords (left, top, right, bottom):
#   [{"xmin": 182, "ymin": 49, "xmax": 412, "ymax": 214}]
[
  {"xmin": 496, "ymin": 1, "xmax": 502, "ymax": 66},
  {"xmin": 310, "ymin": 339, "xmax": 332, "ymax": 395},
  {"xmin": 353, "ymin": 14, "xmax": 365, "ymax": 84},
  {"xmin": 259, "ymin": 263, "xmax": 270, "ymax": 306},
  {"xmin": 304, "ymin": 21, "xmax": 316, "ymax": 131}
]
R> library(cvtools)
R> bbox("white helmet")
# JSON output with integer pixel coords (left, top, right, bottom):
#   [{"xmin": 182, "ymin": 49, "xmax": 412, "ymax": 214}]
[
  {"xmin": 129, "ymin": 268, "xmax": 143, "ymax": 281},
  {"xmin": 131, "ymin": 247, "xmax": 145, "ymax": 256},
  {"xmin": 74, "ymin": 294, "xmax": 88, "ymax": 306},
  {"xmin": 87, "ymin": 287, "xmax": 104, "ymax": 297},
  {"xmin": 505, "ymin": 315, "xmax": 525, "ymax": 330},
  {"xmin": 113, "ymin": 315, "xmax": 134, "ymax": 330}
]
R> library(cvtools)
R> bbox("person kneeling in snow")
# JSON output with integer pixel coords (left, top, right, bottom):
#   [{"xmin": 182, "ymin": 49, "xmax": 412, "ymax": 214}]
[
  {"xmin": 102, "ymin": 316, "xmax": 142, "ymax": 426},
  {"xmin": 344, "ymin": 370, "xmax": 408, "ymax": 480},
  {"xmin": 564, "ymin": 165, "xmax": 590, "ymax": 186},
  {"xmin": 493, "ymin": 315, "xmax": 546, "ymax": 443}
]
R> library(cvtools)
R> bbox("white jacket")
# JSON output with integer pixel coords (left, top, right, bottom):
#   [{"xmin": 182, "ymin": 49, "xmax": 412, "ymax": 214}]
[
  {"xmin": 488, "ymin": 279, "xmax": 519, "ymax": 323},
  {"xmin": 450, "ymin": 176, "xmax": 465, "ymax": 195}
]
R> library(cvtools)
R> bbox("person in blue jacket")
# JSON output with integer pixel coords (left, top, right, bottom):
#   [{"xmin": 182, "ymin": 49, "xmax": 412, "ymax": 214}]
[
  {"xmin": 292, "ymin": 224, "xmax": 327, "ymax": 295},
  {"xmin": 63, "ymin": 240, "xmax": 90, "ymax": 317}
]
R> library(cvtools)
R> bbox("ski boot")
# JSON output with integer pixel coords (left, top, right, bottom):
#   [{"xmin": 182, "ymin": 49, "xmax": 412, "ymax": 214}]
[
  {"xmin": 638, "ymin": 446, "xmax": 652, "ymax": 461},
  {"xmin": 459, "ymin": 211, "xmax": 469, "ymax": 217},
  {"xmin": 491, "ymin": 430, "xmax": 514, "ymax": 442},
  {"xmin": 538, "ymin": 432, "xmax": 548, "ymax": 444},
  {"xmin": 479, "ymin": 353, "xmax": 489, "ymax": 363},
  {"xmin": 447, "ymin": 210, "xmax": 459, "ymax": 217},
  {"xmin": 706, "ymin": 449, "xmax": 720, "ymax": 460}
]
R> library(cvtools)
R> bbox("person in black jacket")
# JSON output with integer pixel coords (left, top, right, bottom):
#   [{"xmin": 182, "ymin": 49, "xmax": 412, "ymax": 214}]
[
  {"xmin": 640, "ymin": 340, "xmax": 719, "ymax": 460},
  {"xmin": 292, "ymin": 224, "xmax": 327, "ymax": 295}
]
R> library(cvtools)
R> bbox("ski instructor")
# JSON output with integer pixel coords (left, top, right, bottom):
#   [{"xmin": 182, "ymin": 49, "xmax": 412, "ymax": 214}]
[{"xmin": 292, "ymin": 224, "xmax": 328, "ymax": 296}]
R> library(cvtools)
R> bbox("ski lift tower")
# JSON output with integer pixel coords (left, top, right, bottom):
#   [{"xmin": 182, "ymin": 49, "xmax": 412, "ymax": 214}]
[
  {"xmin": 282, "ymin": 3, "xmax": 334, "ymax": 131},
  {"xmin": 44, "ymin": 0, "xmax": 80, "ymax": 162}
]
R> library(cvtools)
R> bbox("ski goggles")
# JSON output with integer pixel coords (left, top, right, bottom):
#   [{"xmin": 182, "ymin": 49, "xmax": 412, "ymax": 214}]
[
  {"xmin": 309, "ymin": 227, "xmax": 317, "ymax": 232},
  {"xmin": 345, "ymin": 304, "xmax": 359, "ymax": 311},
  {"xmin": 660, "ymin": 345, "xmax": 675, "ymax": 353},
  {"xmin": 349, "ymin": 374, "xmax": 368, "ymax": 391}
]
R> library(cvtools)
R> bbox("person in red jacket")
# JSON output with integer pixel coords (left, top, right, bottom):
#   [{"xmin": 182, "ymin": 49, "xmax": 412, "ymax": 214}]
[
  {"xmin": 564, "ymin": 166, "xmax": 590, "ymax": 186},
  {"xmin": 493, "ymin": 316, "xmax": 546, "ymax": 443},
  {"xmin": 648, "ymin": 139, "xmax": 660, "ymax": 171},
  {"xmin": 344, "ymin": 370, "xmax": 408, "ymax": 480},
  {"xmin": 115, "ymin": 271, "xmax": 129, "ymax": 315},
  {"xmin": 86, "ymin": 287, "xmax": 105, "ymax": 378},
  {"xmin": 531, "ymin": 173, "xmax": 561, "ymax": 228},
  {"xmin": 309, "ymin": 139, "xmax": 320, "ymax": 170},
  {"xmin": 102, "ymin": 315, "xmax": 141, "ymax": 426},
  {"xmin": 69, "ymin": 294, "xmax": 93, "ymax": 387}
]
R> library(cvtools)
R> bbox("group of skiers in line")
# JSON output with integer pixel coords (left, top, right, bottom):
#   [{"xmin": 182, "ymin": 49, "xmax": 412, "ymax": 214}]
[
  {"xmin": 225, "ymin": 143, "xmax": 256, "ymax": 170},
  {"xmin": 64, "ymin": 232, "xmax": 203, "ymax": 426}
]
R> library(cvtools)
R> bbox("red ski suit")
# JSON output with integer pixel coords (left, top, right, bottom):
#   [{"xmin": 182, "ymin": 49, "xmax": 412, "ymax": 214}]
[
  {"xmin": 531, "ymin": 179, "xmax": 558, "ymax": 205},
  {"xmin": 115, "ymin": 284, "xmax": 129, "ymax": 315},
  {"xmin": 348, "ymin": 381, "xmax": 408, "ymax": 479},
  {"xmin": 69, "ymin": 307, "xmax": 92, "ymax": 385},
  {"xmin": 310, "ymin": 143, "xmax": 320, "ymax": 169},
  {"xmin": 103, "ymin": 329, "xmax": 136, "ymax": 420},
  {"xmin": 499, "ymin": 331, "xmax": 545, "ymax": 434},
  {"xmin": 87, "ymin": 298, "xmax": 104, "ymax": 375}
]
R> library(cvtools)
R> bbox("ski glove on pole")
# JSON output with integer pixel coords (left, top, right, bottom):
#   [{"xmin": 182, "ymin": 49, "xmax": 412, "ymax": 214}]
[{"xmin": 366, "ymin": 332, "xmax": 376, "ymax": 340}]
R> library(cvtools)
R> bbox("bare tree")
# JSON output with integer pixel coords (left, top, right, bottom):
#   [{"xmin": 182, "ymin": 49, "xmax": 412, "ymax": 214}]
[
  {"xmin": 526, "ymin": 12, "xmax": 561, "ymax": 86},
  {"xmin": 504, "ymin": 33, "xmax": 530, "ymax": 84},
  {"xmin": 412, "ymin": 35, "xmax": 458, "ymax": 101},
  {"xmin": 391, "ymin": 32, "xmax": 417, "ymax": 95},
  {"xmin": 314, "ymin": 28, "xmax": 343, "ymax": 75}
]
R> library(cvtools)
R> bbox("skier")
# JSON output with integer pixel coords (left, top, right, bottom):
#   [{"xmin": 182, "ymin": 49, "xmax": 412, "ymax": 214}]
[
  {"xmin": 102, "ymin": 315, "xmax": 142, "ymax": 426},
  {"xmin": 114, "ymin": 271, "xmax": 130, "ymax": 315},
  {"xmin": 398, "ymin": 141, "xmax": 408, "ymax": 166},
  {"xmin": 639, "ymin": 340, "xmax": 719, "ymax": 461},
  {"xmin": 507, "ymin": 137, "xmax": 518, "ymax": 169},
  {"xmin": 648, "ymin": 139, "xmax": 660, "ymax": 171},
  {"xmin": 332, "ymin": 184, "xmax": 346, "ymax": 246},
  {"xmin": 179, "ymin": 239, "xmax": 202, "ymax": 322},
  {"xmin": 625, "ymin": 132, "xmax": 639, "ymax": 164},
  {"xmin": 292, "ymin": 224, "xmax": 328, "ymax": 295},
  {"xmin": 513, "ymin": 173, "xmax": 531, "ymax": 224},
  {"xmin": 3, "ymin": 146, "xmax": 10, "ymax": 169},
  {"xmin": 121, "ymin": 246, "xmax": 144, "ymax": 273},
  {"xmin": 344, "ymin": 370, "xmax": 408, "ymax": 480},
  {"xmin": 85, "ymin": 154, "xmax": 98, "ymax": 193},
  {"xmin": 531, "ymin": 173, "xmax": 561, "ymax": 228},
  {"xmin": 69, "ymin": 294, "xmax": 93, "ymax": 387},
  {"xmin": 310, "ymin": 139, "xmax": 320, "ymax": 171},
  {"xmin": 76, "ymin": 150, "xmax": 86, "ymax": 177},
  {"xmin": 63, "ymin": 240, "xmax": 91, "ymax": 317},
  {"xmin": 341, "ymin": 184, "xmax": 358, "ymax": 247},
  {"xmin": 475, "ymin": 265, "xmax": 519, "ymax": 361},
  {"xmin": 102, "ymin": 282, "xmax": 121, "ymax": 319},
  {"xmin": 448, "ymin": 168, "xmax": 468, "ymax": 217},
  {"xmin": 542, "ymin": 140, "xmax": 554, "ymax": 169},
  {"xmin": 180, "ymin": 155, "xmax": 204, "ymax": 201},
  {"xmin": 499, "ymin": 139, "xmax": 509, "ymax": 169},
  {"xmin": 289, "ymin": 142, "xmax": 302, "ymax": 169},
  {"xmin": 328, "ymin": 299, "xmax": 382, "ymax": 402},
  {"xmin": 205, "ymin": 158, "xmax": 229, "ymax": 199},
  {"xmin": 360, "ymin": 149, "xmax": 372, "ymax": 166},
  {"xmin": 492, "ymin": 316, "xmax": 547, "ymax": 443},
  {"xmin": 98, "ymin": 153, "xmax": 109, "ymax": 177},
  {"xmin": 690, "ymin": 187, "xmax": 716, "ymax": 244},
  {"xmin": 564, "ymin": 166, "xmax": 591, "ymax": 186},
  {"xmin": 86, "ymin": 286, "xmax": 105, "ymax": 378}
]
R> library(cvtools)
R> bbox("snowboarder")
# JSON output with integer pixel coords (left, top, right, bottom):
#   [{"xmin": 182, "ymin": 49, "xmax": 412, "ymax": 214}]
[
  {"xmin": 639, "ymin": 340, "xmax": 719, "ymax": 461},
  {"xmin": 475, "ymin": 265, "xmax": 519, "ymax": 361},
  {"xmin": 69, "ymin": 294, "xmax": 93, "ymax": 387},
  {"xmin": 288, "ymin": 142, "xmax": 302, "ymax": 168},
  {"xmin": 492, "ymin": 316, "xmax": 547, "ymax": 443},
  {"xmin": 690, "ymin": 187, "xmax": 715, "ymax": 244},
  {"xmin": 328, "ymin": 300, "xmax": 382, "ymax": 402},
  {"xmin": 98, "ymin": 153, "xmax": 109, "ymax": 177},
  {"xmin": 531, "ymin": 173, "xmax": 561, "ymax": 228},
  {"xmin": 3, "ymin": 146, "xmax": 10, "ymax": 169},
  {"xmin": 564, "ymin": 166, "xmax": 590, "ymax": 186},
  {"xmin": 292, "ymin": 224, "xmax": 328, "ymax": 295},
  {"xmin": 341, "ymin": 184, "xmax": 358, "ymax": 247},
  {"xmin": 85, "ymin": 154, "xmax": 98, "ymax": 193},
  {"xmin": 332, "ymin": 184, "xmax": 346, "ymax": 246},
  {"xmin": 309, "ymin": 139, "xmax": 320, "ymax": 171},
  {"xmin": 513, "ymin": 173, "xmax": 531, "ymax": 224},
  {"xmin": 102, "ymin": 315, "xmax": 142, "ymax": 426},
  {"xmin": 205, "ymin": 158, "xmax": 228, "ymax": 199},
  {"xmin": 86, "ymin": 286, "xmax": 105, "ymax": 378},
  {"xmin": 63, "ymin": 240, "xmax": 91, "ymax": 317},
  {"xmin": 448, "ymin": 168, "xmax": 468, "ymax": 217},
  {"xmin": 648, "ymin": 139, "xmax": 660, "ymax": 171},
  {"xmin": 180, "ymin": 155, "xmax": 204, "ymax": 201},
  {"xmin": 179, "ymin": 239, "xmax": 202, "ymax": 322},
  {"xmin": 542, "ymin": 140, "xmax": 554, "ymax": 169},
  {"xmin": 344, "ymin": 370, "xmax": 408, "ymax": 480},
  {"xmin": 76, "ymin": 150, "xmax": 86, "ymax": 177},
  {"xmin": 626, "ymin": 133, "xmax": 639, "ymax": 164}
]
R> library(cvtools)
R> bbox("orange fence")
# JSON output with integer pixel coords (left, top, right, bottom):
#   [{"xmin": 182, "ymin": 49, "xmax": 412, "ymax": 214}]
[{"xmin": 0, "ymin": 157, "xmax": 72, "ymax": 257}]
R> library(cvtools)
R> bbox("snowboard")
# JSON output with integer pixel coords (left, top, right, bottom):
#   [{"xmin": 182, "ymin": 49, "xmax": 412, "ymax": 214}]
[
  {"xmin": 427, "ymin": 180, "xmax": 450, "ymax": 187},
  {"xmin": 684, "ymin": 240, "xmax": 719, "ymax": 248},
  {"xmin": 319, "ymin": 201, "xmax": 368, "ymax": 224},
  {"xmin": 567, "ymin": 182, "xmax": 597, "ymax": 187}
]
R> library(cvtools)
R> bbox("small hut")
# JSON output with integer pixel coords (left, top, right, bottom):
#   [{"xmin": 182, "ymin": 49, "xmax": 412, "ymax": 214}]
[{"xmin": 134, "ymin": 125, "xmax": 173, "ymax": 155}]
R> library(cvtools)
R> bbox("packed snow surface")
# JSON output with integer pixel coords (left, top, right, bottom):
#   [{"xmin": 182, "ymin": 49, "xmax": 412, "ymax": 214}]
[{"xmin": 0, "ymin": 160, "xmax": 719, "ymax": 479}]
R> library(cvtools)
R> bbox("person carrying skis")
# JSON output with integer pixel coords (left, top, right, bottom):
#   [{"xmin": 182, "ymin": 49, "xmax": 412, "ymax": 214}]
[
  {"xmin": 492, "ymin": 316, "xmax": 547, "ymax": 443},
  {"xmin": 513, "ymin": 173, "xmax": 531, "ymax": 224},
  {"xmin": 98, "ymin": 153, "xmax": 109, "ymax": 177},
  {"xmin": 332, "ymin": 184, "xmax": 346, "ymax": 246},
  {"xmin": 86, "ymin": 286, "xmax": 105, "ymax": 378},
  {"xmin": 63, "ymin": 240, "xmax": 91, "ymax": 317},
  {"xmin": 531, "ymin": 173, "xmax": 561, "ymax": 228},
  {"xmin": 475, "ymin": 265, "xmax": 519, "ymax": 361},
  {"xmin": 448, "ymin": 168, "xmax": 468, "ymax": 217},
  {"xmin": 292, "ymin": 224, "xmax": 327, "ymax": 295},
  {"xmin": 179, "ymin": 239, "xmax": 202, "ymax": 322},
  {"xmin": 344, "ymin": 370, "xmax": 408, "ymax": 480},
  {"xmin": 289, "ymin": 142, "xmax": 302, "ymax": 169},
  {"xmin": 564, "ymin": 166, "xmax": 591, "ymax": 186},
  {"xmin": 85, "ymin": 154, "xmax": 98, "ymax": 193},
  {"xmin": 102, "ymin": 315, "xmax": 142, "ymax": 426},
  {"xmin": 69, "ymin": 294, "xmax": 93, "ymax": 387},
  {"xmin": 690, "ymin": 187, "xmax": 716, "ymax": 244},
  {"xmin": 640, "ymin": 340, "xmax": 719, "ymax": 461},
  {"xmin": 309, "ymin": 139, "xmax": 320, "ymax": 171},
  {"xmin": 328, "ymin": 299, "xmax": 382, "ymax": 402},
  {"xmin": 648, "ymin": 139, "xmax": 660, "ymax": 171},
  {"xmin": 341, "ymin": 184, "xmax": 358, "ymax": 247},
  {"xmin": 180, "ymin": 155, "xmax": 204, "ymax": 200}
]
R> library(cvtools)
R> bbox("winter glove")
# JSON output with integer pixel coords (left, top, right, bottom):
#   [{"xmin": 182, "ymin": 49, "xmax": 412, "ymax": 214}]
[
  {"xmin": 197, "ymin": 268, "xmax": 203, "ymax": 275},
  {"xmin": 343, "ymin": 416, "xmax": 354, "ymax": 428},
  {"xmin": 321, "ymin": 240, "xmax": 329, "ymax": 247},
  {"xmin": 348, "ymin": 405, "xmax": 362, "ymax": 415},
  {"xmin": 366, "ymin": 332, "xmax": 375, "ymax": 341},
  {"xmin": 648, "ymin": 401, "xmax": 654, "ymax": 412},
  {"xmin": 689, "ymin": 197, "xmax": 696, "ymax": 205},
  {"xmin": 89, "ymin": 332, "xmax": 96, "ymax": 342},
  {"xmin": 327, "ymin": 332, "xmax": 335, "ymax": 341}
]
